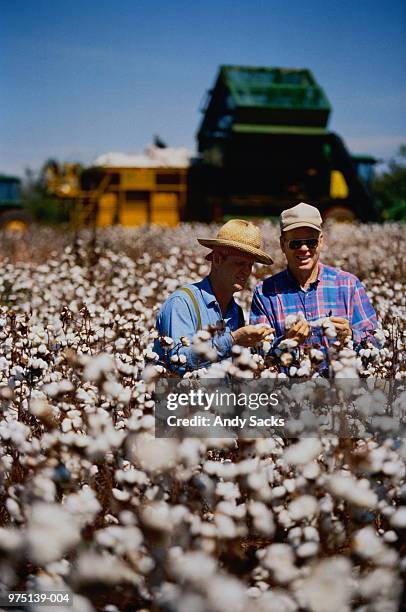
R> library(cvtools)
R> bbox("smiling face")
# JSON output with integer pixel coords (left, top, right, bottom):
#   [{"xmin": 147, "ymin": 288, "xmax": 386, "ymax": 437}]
[{"xmin": 280, "ymin": 227, "xmax": 323, "ymax": 280}]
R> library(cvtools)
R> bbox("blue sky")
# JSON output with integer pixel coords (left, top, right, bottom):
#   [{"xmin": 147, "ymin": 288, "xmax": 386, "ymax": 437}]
[{"xmin": 1, "ymin": 0, "xmax": 405, "ymax": 176}]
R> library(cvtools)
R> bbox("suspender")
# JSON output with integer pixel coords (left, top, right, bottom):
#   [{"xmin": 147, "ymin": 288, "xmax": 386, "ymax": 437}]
[
  {"xmin": 180, "ymin": 287, "xmax": 245, "ymax": 331},
  {"xmin": 180, "ymin": 287, "xmax": 202, "ymax": 331}
]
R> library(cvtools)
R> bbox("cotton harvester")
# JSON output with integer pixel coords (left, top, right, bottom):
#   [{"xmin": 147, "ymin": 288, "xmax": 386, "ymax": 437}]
[{"xmin": 46, "ymin": 65, "xmax": 378, "ymax": 226}]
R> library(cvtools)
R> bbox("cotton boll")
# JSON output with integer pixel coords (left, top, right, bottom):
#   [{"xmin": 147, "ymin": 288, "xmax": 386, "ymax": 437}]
[
  {"xmin": 288, "ymin": 495, "xmax": 319, "ymax": 521},
  {"xmin": 353, "ymin": 527, "xmax": 391, "ymax": 563},
  {"xmin": 83, "ymin": 353, "xmax": 115, "ymax": 382},
  {"xmin": 128, "ymin": 434, "xmax": 177, "ymax": 471},
  {"xmin": 294, "ymin": 557, "xmax": 353, "ymax": 612},
  {"xmin": 249, "ymin": 501, "xmax": 275, "ymax": 536},
  {"xmin": 296, "ymin": 542, "xmax": 319, "ymax": 558},
  {"xmin": 390, "ymin": 507, "xmax": 406, "ymax": 528},
  {"xmin": 261, "ymin": 543, "xmax": 299, "ymax": 584},
  {"xmin": 327, "ymin": 474, "xmax": 377, "ymax": 508},
  {"xmin": 74, "ymin": 551, "xmax": 139, "ymax": 585},
  {"xmin": 170, "ymin": 550, "xmax": 217, "ymax": 584},
  {"xmin": 359, "ymin": 568, "xmax": 401, "ymax": 601},
  {"xmin": 206, "ymin": 575, "xmax": 248, "ymax": 612},
  {"xmin": 215, "ymin": 481, "xmax": 240, "ymax": 501},
  {"xmin": 27, "ymin": 503, "xmax": 81, "ymax": 564},
  {"xmin": 284, "ymin": 439, "xmax": 322, "ymax": 465}
]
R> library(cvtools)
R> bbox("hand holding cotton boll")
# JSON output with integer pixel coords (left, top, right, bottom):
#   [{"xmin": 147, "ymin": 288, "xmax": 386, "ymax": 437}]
[
  {"xmin": 231, "ymin": 324, "xmax": 274, "ymax": 347},
  {"xmin": 329, "ymin": 316, "xmax": 351, "ymax": 340},
  {"xmin": 284, "ymin": 313, "xmax": 310, "ymax": 344}
]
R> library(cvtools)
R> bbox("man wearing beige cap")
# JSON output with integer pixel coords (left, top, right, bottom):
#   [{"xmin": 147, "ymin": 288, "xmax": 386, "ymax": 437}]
[
  {"xmin": 250, "ymin": 202, "xmax": 378, "ymax": 356},
  {"xmin": 154, "ymin": 219, "xmax": 274, "ymax": 372}
]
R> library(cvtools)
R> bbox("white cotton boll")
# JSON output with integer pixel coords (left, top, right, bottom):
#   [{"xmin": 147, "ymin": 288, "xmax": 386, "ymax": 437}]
[
  {"xmin": 296, "ymin": 542, "xmax": 319, "ymax": 558},
  {"xmin": 382, "ymin": 461, "xmax": 403, "ymax": 476},
  {"xmin": 64, "ymin": 487, "xmax": 101, "ymax": 526},
  {"xmin": 116, "ymin": 468, "xmax": 148, "ymax": 486},
  {"xmin": 327, "ymin": 474, "xmax": 377, "ymax": 508},
  {"xmin": 284, "ymin": 479, "xmax": 296, "ymax": 493},
  {"xmin": 236, "ymin": 350, "xmax": 252, "ymax": 366},
  {"xmin": 284, "ymin": 439, "xmax": 322, "ymax": 465},
  {"xmin": 287, "ymin": 526, "xmax": 302, "ymax": 544},
  {"xmin": 271, "ymin": 486, "xmax": 287, "ymax": 499},
  {"xmin": 83, "ymin": 353, "xmax": 115, "ymax": 381},
  {"xmin": 112, "ymin": 488, "xmax": 130, "ymax": 502},
  {"xmin": 141, "ymin": 501, "xmax": 173, "ymax": 532},
  {"xmin": 284, "ymin": 315, "xmax": 297, "ymax": 330},
  {"xmin": 247, "ymin": 470, "xmax": 270, "ymax": 493},
  {"xmin": 249, "ymin": 501, "xmax": 275, "ymax": 536},
  {"xmin": 128, "ymin": 434, "xmax": 177, "ymax": 471},
  {"xmin": 206, "ymin": 575, "xmax": 248, "ymax": 612},
  {"xmin": 353, "ymin": 527, "xmax": 388, "ymax": 561},
  {"xmin": 217, "ymin": 501, "xmax": 246, "ymax": 519},
  {"xmin": 359, "ymin": 568, "xmax": 398, "ymax": 600},
  {"xmin": 170, "ymin": 550, "xmax": 217, "ymax": 584},
  {"xmin": 177, "ymin": 439, "xmax": 204, "ymax": 467},
  {"xmin": 310, "ymin": 348, "xmax": 324, "ymax": 361},
  {"xmin": 302, "ymin": 462, "xmax": 320, "ymax": 479},
  {"xmin": 61, "ymin": 418, "xmax": 72, "ymax": 433},
  {"xmin": 237, "ymin": 458, "xmax": 260, "ymax": 475},
  {"xmin": 247, "ymin": 587, "xmax": 261, "ymax": 599},
  {"xmin": 75, "ymin": 551, "xmax": 138, "ymax": 585},
  {"xmin": 254, "ymin": 591, "xmax": 298, "ymax": 612},
  {"xmin": 303, "ymin": 526, "xmax": 320, "ymax": 542},
  {"xmin": 288, "ymin": 495, "xmax": 319, "ymax": 521},
  {"xmin": 278, "ymin": 339, "xmax": 298, "ymax": 350},
  {"xmin": 294, "ymin": 557, "xmax": 353, "ymax": 612},
  {"xmin": 216, "ymin": 481, "xmax": 240, "ymax": 500},
  {"xmin": 27, "ymin": 503, "xmax": 81, "ymax": 564},
  {"xmin": 30, "ymin": 357, "xmax": 48, "ymax": 370},
  {"xmin": 261, "ymin": 544, "xmax": 299, "ymax": 584},
  {"xmin": 390, "ymin": 507, "xmax": 406, "ymax": 528},
  {"xmin": 383, "ymin": 530, "xmax": 398, "ymax": 543},
  {"xmin": 0, "ymin": 528, "xmax": 23, "ymax": 553},
  {"xmin": 95, "ymin": 526, "xmax": 142, "ymax": 555},
  {"xmin": 32, "ymin": 476, "xmax": 56, "ymax": 503},
  {"xmin": 214, "ymin": 513, "xmax": 238, "ymax": 538},
  {"xmin": 6, "ymin": 498, "xmax": 24, "ymax": 521}
]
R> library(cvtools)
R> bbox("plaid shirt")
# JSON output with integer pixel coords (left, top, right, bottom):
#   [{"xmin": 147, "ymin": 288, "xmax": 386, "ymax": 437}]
[{"xmin": 250, "ymin": 263, "xmax": 378, "ymax": 351}]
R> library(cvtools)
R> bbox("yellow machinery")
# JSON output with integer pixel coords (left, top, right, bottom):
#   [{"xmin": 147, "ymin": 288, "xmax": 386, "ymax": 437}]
[{"xmin": 46, "ymin": 161, "xmax": 188, "ymax": 228}]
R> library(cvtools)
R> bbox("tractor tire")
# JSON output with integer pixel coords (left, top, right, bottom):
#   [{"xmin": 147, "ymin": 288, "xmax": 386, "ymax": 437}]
[
  {"xmin": 0, "ymin": 210, "xmax": 32, "ymax": 232},
  {"xmin": 322, "ymin": 205, "xmax": 356, "ymax": 223}
]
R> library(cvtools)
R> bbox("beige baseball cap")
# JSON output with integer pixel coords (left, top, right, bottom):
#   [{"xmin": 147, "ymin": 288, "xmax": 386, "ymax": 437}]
[{"xmin": 280, "ymin": 202, "xmax": 323, "ymax": 233}]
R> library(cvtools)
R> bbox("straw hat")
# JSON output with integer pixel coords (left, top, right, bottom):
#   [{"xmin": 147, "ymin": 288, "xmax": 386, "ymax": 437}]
[{"xmin": 197, "ymin": 219, "xmax": 273, "ymax": 265}]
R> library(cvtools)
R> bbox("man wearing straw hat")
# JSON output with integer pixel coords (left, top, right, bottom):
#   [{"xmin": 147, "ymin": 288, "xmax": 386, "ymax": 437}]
[
  {"xmin": 154, "ymin": 219, "xmax": 274, "ymax": 371},
  {"xmin": 250, "ymin": 202, "xmax": 378, "ymax": 355}
]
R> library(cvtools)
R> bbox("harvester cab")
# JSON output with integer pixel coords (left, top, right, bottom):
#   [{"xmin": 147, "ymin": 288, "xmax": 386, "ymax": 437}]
[
  {"xmin": 187, "ymin": 65, "xmax": 378, "ymax": 222},
  {"xmin": 0, "ymin": 175, "xmax": 32, "ymax": 231}
]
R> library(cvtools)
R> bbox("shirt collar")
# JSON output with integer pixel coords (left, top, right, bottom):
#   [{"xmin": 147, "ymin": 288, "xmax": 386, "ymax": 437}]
[
  {"xmin": 285, "ymin": 262, "xmax": 324, "ymax": 288},
  {"xmin": 198, "ymin": 276, "xmax": 237, "ymax": 311},
  {"xmin": 197, "ymin": 276, "xmax": 220, "ymax": 307}
]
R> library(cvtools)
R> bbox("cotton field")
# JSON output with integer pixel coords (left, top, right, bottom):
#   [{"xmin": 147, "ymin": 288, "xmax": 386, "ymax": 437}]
[{"xmin": 0, "ymin": 222, "xmax": 405, "ymax": 612}]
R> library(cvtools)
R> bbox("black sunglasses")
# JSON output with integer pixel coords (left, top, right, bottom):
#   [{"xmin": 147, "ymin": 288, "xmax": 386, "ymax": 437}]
[{"xmin": 288, "ymin": 238, "xmax": 319, "ymax": 250}]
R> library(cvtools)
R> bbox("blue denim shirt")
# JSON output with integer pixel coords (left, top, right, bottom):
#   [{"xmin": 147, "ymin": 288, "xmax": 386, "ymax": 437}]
[{"xmin": 154, "ymin": 277, "xmax": 243, "ymax": 372}]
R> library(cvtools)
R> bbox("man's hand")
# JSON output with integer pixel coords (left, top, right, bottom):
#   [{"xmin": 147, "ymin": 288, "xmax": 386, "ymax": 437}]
[
  {"xmin": 286, "ymin": 319, "xmax": 311, "ymax": 344},
  {"xmin": 231, "ymin": 325, "xmax": 274, "ymax": 347},
  {"xmin": 330, "ymin": 317, "xmax": 351, "ymax": 340}
]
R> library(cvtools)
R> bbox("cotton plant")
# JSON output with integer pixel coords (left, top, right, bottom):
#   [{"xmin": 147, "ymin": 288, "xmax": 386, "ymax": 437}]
[{"xmin": 0, "ymin": 223, "xmax": 404, "ymax": 610}]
